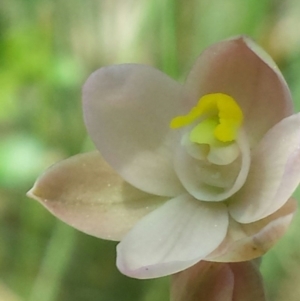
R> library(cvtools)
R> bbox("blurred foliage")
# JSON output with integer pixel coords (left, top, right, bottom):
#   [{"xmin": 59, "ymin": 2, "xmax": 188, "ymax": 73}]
[{"xmin": 1, "ymin": 0, "xmax": 300, "ymax": 300}]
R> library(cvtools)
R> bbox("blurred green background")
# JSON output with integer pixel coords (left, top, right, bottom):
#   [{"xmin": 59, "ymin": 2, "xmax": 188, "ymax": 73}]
[{"xmin": 1, "ymin": 0, "xmax": 300, "ymax": 300}]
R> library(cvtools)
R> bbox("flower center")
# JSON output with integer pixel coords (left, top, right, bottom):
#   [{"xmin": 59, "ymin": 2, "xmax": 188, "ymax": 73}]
[{"xmin": 170, "ymin": 93, "xmax": 243, "ymax": 145}]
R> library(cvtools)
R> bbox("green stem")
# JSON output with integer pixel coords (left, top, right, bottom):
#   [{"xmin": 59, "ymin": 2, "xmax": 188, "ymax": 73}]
[
  {"xmin": 28, "ymin": 222, "xmax": 76, "ymax": 301},
  {"xmin": 159, "ymin": 0, "xmax": 179, "ymax": 78}
]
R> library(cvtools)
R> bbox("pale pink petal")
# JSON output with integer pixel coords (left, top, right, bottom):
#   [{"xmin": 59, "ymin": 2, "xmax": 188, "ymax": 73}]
[
  {"xmin": 83, "ymin": 64, "xmax": 187, "ymax": 197},
  {"xmin": 27, "ymin": 151, "xmax": 167, "ymax": 241},
  {"xmin": 230, "ymin": 261, "xmax": 266, "ymax": 301},
  {"xmin": 174, "ymin": 129, "xmax": 250, "ymax": 202},
  {"xmin": 116, "ymin": 194, "xmax": 228, "ymax": 279},
  {"xmin": 171, "ymin": 261, "xmax": 266, "ymax": 301},
  {"xmin": 229, "ymin": 114, "xmax": 300, "ymax": 223},
  {"xmin": 186, "ymin": 36, "xmax": 293, "ymax": 146},
  {"xmin": 171, "ymin": 261, "xmax": 234, "ymax": 301},
  {"xmin": 207, "ymin": 198, "xmax": 296, "ymax": 262}
]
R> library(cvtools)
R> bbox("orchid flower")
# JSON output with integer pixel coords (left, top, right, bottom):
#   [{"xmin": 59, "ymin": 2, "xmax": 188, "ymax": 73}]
[{"xmin": 28, "ymin": 36, "xmax": 300, "ymax": 280}]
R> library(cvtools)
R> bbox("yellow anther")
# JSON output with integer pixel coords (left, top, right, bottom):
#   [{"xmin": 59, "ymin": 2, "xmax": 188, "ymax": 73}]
[{"xmin": 170, "ymin": 93, "xmax": 243, "ymax": 143}]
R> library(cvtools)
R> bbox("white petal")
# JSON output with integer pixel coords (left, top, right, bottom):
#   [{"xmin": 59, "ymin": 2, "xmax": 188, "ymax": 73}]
[
  {"xmin": 83, "ymin": 64, "xmax": 187, "ymax": 197},
  {"xmin": 207, "ymin": 198, "xmax": 296, "ymax": 262},
  {"xmin": 186, "ymin": 36, "xmax": 293, "ymax": 146},
  {"xmin": 229, "ymin": 114, "xmax": 300, "ymax": 223},
  {"xmin": 116, "ymin": 194, "xmax": 228, "ymax": 279},
  {"xmin": 27, "ymin": 151, "xmax": 167, "ymax": 241}
]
